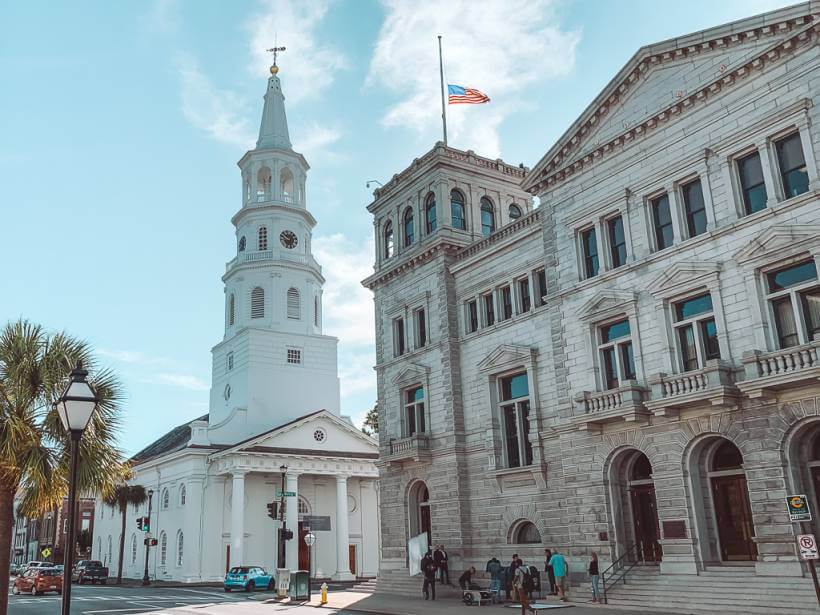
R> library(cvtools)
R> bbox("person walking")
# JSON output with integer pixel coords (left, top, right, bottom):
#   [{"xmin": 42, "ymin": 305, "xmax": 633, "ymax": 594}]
[
  {"xmin": 486, "ymin": 556, "xmax": 503, "ymax": 601},
  {"xmin": 505, "ymin": 554, "xmax": 520, "ymax": 599},
  {"xmin": 544, "ymin": 548, "xmax": 557, "ymax": 596},
  {"xmin": 434, "ymin": 544, "xmax": 451, "ymax": 586},
  {"xmin": 514, "ymin": 558, "xmax": 536, "ymax": 615},
  {"xmin": 549, "ymin": 548, "xmax": 569, "ymax": 602},
  {"xmin": 421, "ymin": 549, "xmax": 437, "ymax": 600},
  {"xmin": 589, "ymin": 552, "xmax": 600, "ymax": 603}
]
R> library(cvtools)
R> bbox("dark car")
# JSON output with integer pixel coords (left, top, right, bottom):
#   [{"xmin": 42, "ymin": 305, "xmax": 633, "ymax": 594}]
[
  {"xmin": 12, "ymin": 567, "xmax": 63, "ymax": 595},
  {"xmin": 72, "ymin": 560, "xmax": 109, "ymax": 584}
]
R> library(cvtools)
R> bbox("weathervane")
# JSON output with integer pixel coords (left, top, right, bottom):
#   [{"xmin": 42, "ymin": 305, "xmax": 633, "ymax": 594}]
[{"xmin": 266, "ymin": 45, "xmax": 286, "ymax": 74}]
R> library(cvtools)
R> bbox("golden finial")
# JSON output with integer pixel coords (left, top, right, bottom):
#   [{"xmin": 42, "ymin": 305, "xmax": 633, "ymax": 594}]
[{"xmin": 266, "ymin": 45, "xmax": 286, "ymax": 75}]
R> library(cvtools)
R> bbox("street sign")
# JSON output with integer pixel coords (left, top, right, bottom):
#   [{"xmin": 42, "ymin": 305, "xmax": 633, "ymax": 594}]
[
  {"xmin": 276, "ymin": 491, "xmax": 297, "ymax": 497},
  {"xmin": 304, "ymin": 532, "xmax": 316, "ymax": 546},
  {"xmin": 799, "ymin": 534, "xmax": 819, "ymax": 560},
  {"xmin": 302, "ymin": 515, "xmax": 331, "ymax": 531},
  {"xmin": 787, "ymin": 494, "xmax": 812, "ymax": 522},
  {"xmin": 41, "ymin": 548, "xmax": 51, "ymax": 558}
]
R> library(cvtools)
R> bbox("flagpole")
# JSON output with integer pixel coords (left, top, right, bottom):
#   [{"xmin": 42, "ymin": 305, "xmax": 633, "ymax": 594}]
[{"xmin": 438, "ymin": 35, "xmax": 448, "ymax": 146}]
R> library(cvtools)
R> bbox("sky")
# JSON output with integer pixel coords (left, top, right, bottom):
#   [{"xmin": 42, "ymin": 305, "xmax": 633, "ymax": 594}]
[{"xmin": 0, "ymin": 0, "xmax": 796, "ymax": 456}]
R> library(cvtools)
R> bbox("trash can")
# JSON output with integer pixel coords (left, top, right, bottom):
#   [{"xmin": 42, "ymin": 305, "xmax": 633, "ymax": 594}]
[{"xmin": 290, "ymin": 570, "xmax": 309, "ymax": 600}]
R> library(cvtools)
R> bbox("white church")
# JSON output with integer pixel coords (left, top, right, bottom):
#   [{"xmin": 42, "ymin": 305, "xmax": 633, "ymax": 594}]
[{"xmin": 93, "ymin": 62, "xmax": 379, "ymax": 583}]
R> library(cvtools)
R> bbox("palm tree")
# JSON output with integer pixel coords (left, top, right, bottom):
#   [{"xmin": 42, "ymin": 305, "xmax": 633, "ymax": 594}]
[
  {"xmin": 104, "ymin": 481, "xmax": 147, "ymax": 584},
  {"xmin": 0, "ymin": 319, "xmax": 125, "ymax": 615}
]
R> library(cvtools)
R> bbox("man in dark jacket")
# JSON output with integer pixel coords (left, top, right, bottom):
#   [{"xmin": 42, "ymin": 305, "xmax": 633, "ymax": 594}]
[
  {"xmin": 421, "ymin": 550, "xmax": 437, "ymax": 600},
  {"xmin": 505, "ymin": 554, "xmax": 520, "ymax": 598},
  {"xmin": 433, "ymin": 544, "xmax": 451, "ymax": 586}
]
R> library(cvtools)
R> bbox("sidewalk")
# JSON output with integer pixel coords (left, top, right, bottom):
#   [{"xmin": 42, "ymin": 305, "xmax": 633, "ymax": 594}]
[{"xmin": 305, "ymin": 590, "xmax": 668, "ymax": 615}]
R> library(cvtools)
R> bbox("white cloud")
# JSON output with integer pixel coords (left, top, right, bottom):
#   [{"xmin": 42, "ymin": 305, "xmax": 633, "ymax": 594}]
[
  {"xmin": 294, "ymin": 122, "xmax": 342, "ymax": 161},
  {"xmin": 176, "ymin": 55, "xmax": 256, "ymax": 148},
  {"xmin": 97, "ymin": 348, "xmax": 177, "ymax": 369},
  {"xmin": 147, "ymin": 0, "xmax": 180, "ymax": 33},
  {"xmin": 368, "ymin": 0, "xmax": 580, "ymax": 157},
  {"xmin": 246, "ymin": 0, "xmax": 347, "ymax": 103},
  {"xmin": 144, "ymin": 373, "xmax": 210, "ymax": 392}
]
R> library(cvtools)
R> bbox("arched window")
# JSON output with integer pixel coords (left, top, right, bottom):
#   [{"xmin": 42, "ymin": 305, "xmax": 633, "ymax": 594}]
[
  {"xmin": 179, "ymin": 485, "xmax": 186, "ymax": 507},
  {"xmin": 425, "ymin": 193, "xmax": 437, "ymax": 234},
  {"xmin": 404, "ymin": 207, "xmax": 415, "ymax": 247},
  {"xmin": 480, "ymin": 197, "xmax": 496, "ymax": 237},
  {"xmin": 161, "ymin": 488, "xmax": 169, "ymax": 510},
  {"xmin": 631, "ymin": 453, "xmax": 653, "ymax": 481},
  {"xmin": 383, "ymin": 221, "xmax": 394, "ymax": 259},
  {"xmin": 258, "ymin": 226, "xmax": 268, "ymax": 251},
  {"xmin": 131, "ymin": 533, "xmax": 137, "ymax": 564},
  {"xmin": 238, "ymin": 236, "xmax": 246, "ymax": 252},
  {"xmin": 256, "ymin": 166, "xmax": 271, "ymax": 201},
  {"xmin": 96, "ymin": 537, "xmax": 102, "ymax": 560},
  {"xmin": 287, "ymin": 287, "xmax": 301, "ymax": 319},
  {"xmin": 712, "ymin": 440, "xmax": 743, "ymax": 471},
  {"xmin": 159, "ymin": 531, "xmax": 167, "ymax": 566},
  {"xmin": 450, "ymin": 189, "xmax": 466, "ymax": 230},
  {"xmin": 228, "ymin": 294, "xmax": 235, "ymax": 326},
  {"xmin": 107, "ymin": 535, "xmax": 112, "ymax": 565},
  {"xmin": 509, "ymin": 204, "xmax": 522, "ymax": 221},
  {"xmin": 314, "ymin": 296, "xmax": 320, "ymax": 327},
  {"xmin": 251, "ymin": 287, "xmax": 265, "ymax": 319},
  {"xmin": 514, "ymin": 521, "xmax": 542, "ymax": 544},
  {"xmin": 280, "ymin": 167, "xmax": 294, "ymax": 201},
  {"xmin": 176, "ymin": 531, "xmax": 184, "ymax": 567}
]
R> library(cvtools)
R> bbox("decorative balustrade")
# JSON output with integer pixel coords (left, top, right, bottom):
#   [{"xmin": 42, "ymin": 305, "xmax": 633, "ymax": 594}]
[
  {"xmin": 739, "ymin": 341, "xmax": 820, "ymax": 398},
  {"xmin": 573, "ymin": 382, "xmax": 649, "ymax": 429},
  {"xmin": 386, "ymin": 434, "xmax": 431, "ymax": 462},
  {"xmin": 225, "ymin": 250, "xmax": 322, "ymax": 273},
  {"xmin": 646, "ymin": 361, "xmax": 739, "ymax": 415}
]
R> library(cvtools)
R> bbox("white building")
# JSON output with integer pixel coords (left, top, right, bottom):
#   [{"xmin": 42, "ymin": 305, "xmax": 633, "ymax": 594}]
[{"xmin": 94, "ymin": 63, "xmax": 379, "ymax": 583}]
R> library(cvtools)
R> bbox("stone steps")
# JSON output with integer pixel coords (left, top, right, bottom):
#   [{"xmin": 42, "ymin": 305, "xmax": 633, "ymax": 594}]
[{"xmin": 600, "ymin": 566, "xmax": 818, "ymax": 614}]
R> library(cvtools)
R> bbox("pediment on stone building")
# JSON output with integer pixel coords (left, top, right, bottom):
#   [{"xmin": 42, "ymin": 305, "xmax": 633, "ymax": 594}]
[
  {"xmin": 647, "ymin": 261, "xmax": 721, "ymax": 297},
  {"xmin": 477, "ymin": 344, "xmax": 536, "ymax": 373},
  {"xmin": 733, "ymin": 224, "xmax": 820, "ymax": 266},
  {"xmin": 523, "ymin": 8, "xmax": 815, "ymax": 193},
  {"xmin": 577, "ymin": 290, "xmax": 638, "ymax": 322},
  {"xmin": 211, "ymin": 409, "xmax": 378, "ymax": 459},
  {"xmin": 392, "ymin": 363, "xmax": 430, "ymax": 387}
]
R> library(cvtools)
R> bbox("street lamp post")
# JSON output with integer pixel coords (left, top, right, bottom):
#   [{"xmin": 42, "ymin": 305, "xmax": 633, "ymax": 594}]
[
  {"xmin": 278, "ymin": 465, "xmax": 287, "ymax": 569},
  {"xmin": 55, "ymin": 361, "xmax": 99, "ymax": 615},
  {"xmin": 142, "ymin": 490, "xmax": 154, "ymax": 586},
  {"xmin": 304, "ymin": 531, "xmax": 316, "ymax": 600}
]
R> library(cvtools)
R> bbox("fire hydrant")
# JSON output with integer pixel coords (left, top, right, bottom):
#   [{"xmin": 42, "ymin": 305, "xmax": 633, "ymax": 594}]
[{"xmin": 321, "ymin": 582, "xmax": 328, "ymax": 604}]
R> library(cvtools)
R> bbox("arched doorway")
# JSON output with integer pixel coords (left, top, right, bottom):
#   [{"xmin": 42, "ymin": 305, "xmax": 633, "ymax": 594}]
[
  {"xmin": 785, "ymin": 420, "xmax": 820, "ymax": 537},
  {"xmin": 608, "ymin": 449, "xmax": 661, "ymax": 562},
  {"xmin": 408, "ymin": 481, "xmax": 431, "ymax": 547},
  {"xmin": 689, "ymin": 437, "xmax": 756, "ymax": 563}
]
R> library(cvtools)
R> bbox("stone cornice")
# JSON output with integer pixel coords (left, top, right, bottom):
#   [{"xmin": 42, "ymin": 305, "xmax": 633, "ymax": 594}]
[
  {"xmin": 450, "ymin": 209, "xmax": 543, "ymax": 272},
  {"xmin": 523, "ymin": 14, "xmax": 817, "ymax": 195},
  {"xmin": 361, "ymin": 238, "xmax": 461, "ymax": 290}
]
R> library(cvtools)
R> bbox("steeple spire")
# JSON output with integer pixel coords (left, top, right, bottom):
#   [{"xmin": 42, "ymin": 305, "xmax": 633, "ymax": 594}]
[{"xmin": 256, "ymin": 57, "xmax": 292, "ymax": 151}]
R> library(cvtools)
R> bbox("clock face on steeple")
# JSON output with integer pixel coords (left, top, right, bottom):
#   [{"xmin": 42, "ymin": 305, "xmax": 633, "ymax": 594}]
[{"xmin": 280, "ymin": 230, "xmax": 298, "ymax": 249}]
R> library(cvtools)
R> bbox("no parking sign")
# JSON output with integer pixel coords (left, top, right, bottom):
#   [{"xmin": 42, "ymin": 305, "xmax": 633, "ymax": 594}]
[{"xmin": 799, "ymin": 534, "xmax": 819, "ymax": 560}]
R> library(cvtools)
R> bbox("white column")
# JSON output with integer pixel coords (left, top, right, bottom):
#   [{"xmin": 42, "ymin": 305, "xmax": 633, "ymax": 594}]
[
  {"xmin": 333, "ymin": 475, "xmax": 354, "ymax": 581},
  {"xmin": 230, "ymin": 472, "xmax": 246, "ymax": 567},
  {"xmin": 285, "ymin": 473, "xmax": 299, "ymax": 571}
]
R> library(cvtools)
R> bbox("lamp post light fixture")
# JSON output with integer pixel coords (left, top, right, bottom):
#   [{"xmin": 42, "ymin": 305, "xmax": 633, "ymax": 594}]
[
  {"xmin": 142, "ymin": 489, "xmax": 154, "ymax": 586},
  {"xmin": 56, "ymin": 361, "xmax": 99, "ymax": 615}
]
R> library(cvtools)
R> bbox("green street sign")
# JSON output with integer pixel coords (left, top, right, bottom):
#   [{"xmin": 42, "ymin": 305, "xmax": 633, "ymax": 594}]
[
  {"xmin": 787, "ymin": 494, "xmax": 812, "ymax": 522},
  {"xmin": 276, "ymin": 491, "xmax": 296, "ymax": 497}
]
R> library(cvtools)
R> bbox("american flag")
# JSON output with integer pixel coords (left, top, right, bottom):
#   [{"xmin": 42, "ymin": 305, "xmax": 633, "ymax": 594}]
[{"xmin": 448, "ymin": 84, "xmax": 490, "ymax": 105}]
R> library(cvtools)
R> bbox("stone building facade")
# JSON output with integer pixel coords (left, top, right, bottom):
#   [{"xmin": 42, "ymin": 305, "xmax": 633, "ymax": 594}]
[{"xmin": 364, "ymin": 2, "xmax": 820, "ymax": 584}]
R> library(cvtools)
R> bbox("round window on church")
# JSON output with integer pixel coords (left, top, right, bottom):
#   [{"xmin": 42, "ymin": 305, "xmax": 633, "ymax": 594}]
[{"xmin": 313, "ymin": 428, "xmax": 326, "ymax": 443}]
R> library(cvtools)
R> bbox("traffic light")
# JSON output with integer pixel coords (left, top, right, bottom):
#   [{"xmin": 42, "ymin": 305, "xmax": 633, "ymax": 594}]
[
  {"xmin": 266, "ymin": 502, "xmax": 278, "ymax": 519},
  {"xmin": 144, "ymin": 538, "xmax": 158, "ymax": 546},
  {"xmin": 136, "ymin": 517, "xmax": 143, "ymax": 530},
  {"xmin": 140, "ymin": 517, "xmax": 150, "ymax": 532},
  {"xmin": 281, "ymin": 529, "xmax": 293, "ymax": 541}
]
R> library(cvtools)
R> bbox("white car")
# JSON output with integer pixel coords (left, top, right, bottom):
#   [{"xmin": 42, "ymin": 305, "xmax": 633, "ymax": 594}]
[{"xmin": 23, "ymin": 561, "xmax": 51, "ymax": 573}]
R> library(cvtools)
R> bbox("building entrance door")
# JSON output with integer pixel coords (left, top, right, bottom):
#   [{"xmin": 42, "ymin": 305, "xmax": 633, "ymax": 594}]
[
  {"xmin": 349, "ymin": 544, "xmax": 357, "ymax": 576},
  {"xmin": 630, "ymin": 484, "xmax": 661, "ymax": 562},
  {"xmin": 420, "ymin": 501, "xmax": 431, "ymax": 547},
  {"xmin": 298, "ymin": 522, "xmax": 310, "ymax": 570},
  {"xmin": 711, "ymin": 475, "xmax": 756, "ymax": 561}
]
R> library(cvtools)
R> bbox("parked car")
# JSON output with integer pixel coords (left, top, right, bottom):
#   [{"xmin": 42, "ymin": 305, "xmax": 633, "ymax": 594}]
[
  {"xmin": 9, "ymin": 563, "xmax": 22, "ymax": 576},
  {"xmin": 223, "ymin": 566, "xmax": 274, "ymax": 592},
  {"xmin": 72, "ymin": 560, "xmax": 109, "ymax": 584},
  {"xmin": 23, "ymin": 561, "xmax": 50, "ymax": 572},
  {"xmin": 12, "ymin": 567, "xmax": 63, "ymax": 595}
]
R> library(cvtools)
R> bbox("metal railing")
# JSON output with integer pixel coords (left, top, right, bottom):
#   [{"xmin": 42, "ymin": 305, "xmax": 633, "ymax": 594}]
[{"xmin": 601, "ymin": 541, "xmax": 659, "ymax": 604}]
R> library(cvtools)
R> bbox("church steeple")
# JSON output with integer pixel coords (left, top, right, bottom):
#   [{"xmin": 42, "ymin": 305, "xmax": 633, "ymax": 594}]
[{"xmin": 256, "ymin": 69, "xmax": 292, "ymax": 151}]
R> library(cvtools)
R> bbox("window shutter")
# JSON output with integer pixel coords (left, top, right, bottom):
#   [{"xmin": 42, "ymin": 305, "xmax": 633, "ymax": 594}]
[
  {"xmin": 251, "ymin": 287, "xmax": 265, "ymax": 319},
  {"xmin": 228, "ymin": 294, "xmax": 235, "ymax": 326},
  {"xmin": 287, "ymin": 288, "xmax": 300, "ymax": 319}
]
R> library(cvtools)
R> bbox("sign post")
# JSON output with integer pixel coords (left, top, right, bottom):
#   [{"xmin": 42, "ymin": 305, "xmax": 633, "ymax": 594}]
[{"xmin": 798, "ymin": 534, "xmax": 820, "ymax": 607}]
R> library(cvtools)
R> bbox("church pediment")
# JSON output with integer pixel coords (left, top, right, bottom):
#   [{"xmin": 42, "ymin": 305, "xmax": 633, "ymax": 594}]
[
  {"xmin": 477, "ymin": 344, "xmax": 536, "ymax": 373},
  {"xmin": 647, "ymin": 261, "xmax": 721, "ymax": 298},
  {"xmin": 733, "ymin": 224, "xmax": 820, "ymax": 266},
  {"xmin": 577, "ymin": 290, "xmax": 638, "ymax": 322}
]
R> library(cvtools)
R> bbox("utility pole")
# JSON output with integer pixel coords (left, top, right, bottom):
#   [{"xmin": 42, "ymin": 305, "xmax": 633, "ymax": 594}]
[
  {"xmin": 278, "ymin": 465, "xmax": 287, "ymax": 569},
  {"xmin": 142, "ymin": 490, "xmax": 153, "ymax": 586}
]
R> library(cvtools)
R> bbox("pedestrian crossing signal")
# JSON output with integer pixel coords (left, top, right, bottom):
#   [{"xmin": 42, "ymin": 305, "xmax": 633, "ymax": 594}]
[{"xmin": 267, "ymin": 502, "xmax": 278, "ymax": 519}]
